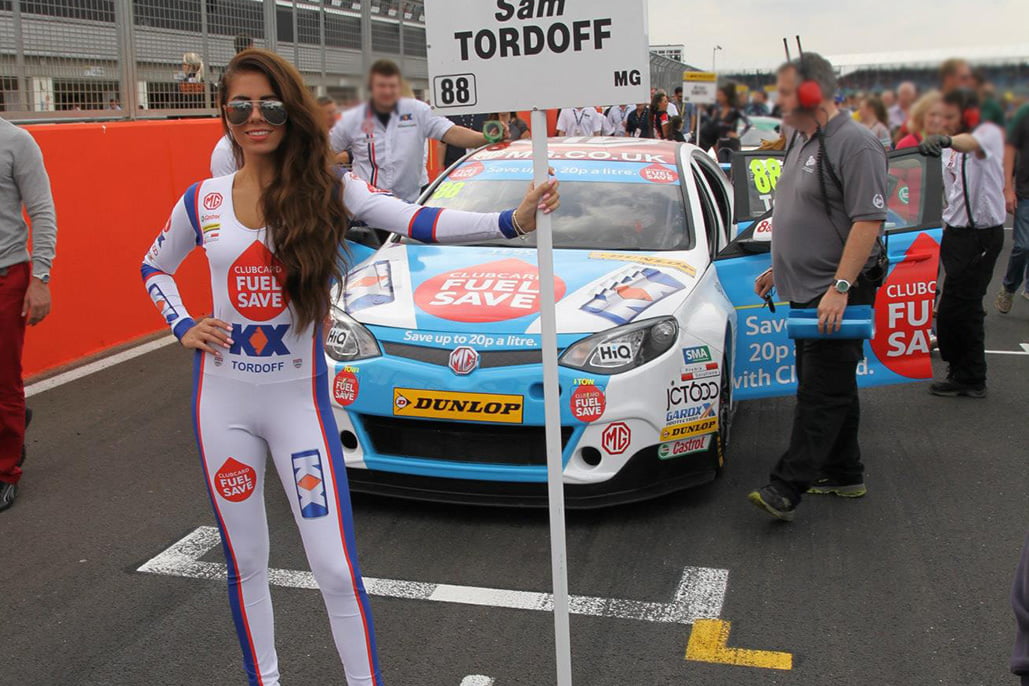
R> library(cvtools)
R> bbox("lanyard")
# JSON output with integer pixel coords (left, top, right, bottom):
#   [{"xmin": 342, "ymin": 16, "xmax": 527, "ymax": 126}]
[{"xmin": 573, "ymin": 108, "xmax": 588, "ymax": 134}]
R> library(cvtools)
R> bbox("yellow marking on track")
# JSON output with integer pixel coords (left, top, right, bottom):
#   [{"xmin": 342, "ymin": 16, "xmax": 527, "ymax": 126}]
[{"xmin": 685, "ymin": 619, "xmax": 793, "ymax": 671}]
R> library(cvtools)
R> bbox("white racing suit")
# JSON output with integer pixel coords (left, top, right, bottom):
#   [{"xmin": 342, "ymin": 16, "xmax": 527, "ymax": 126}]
[{"xmin": 141, "ymin": 172, "xmax": 518, "ymax": 686}]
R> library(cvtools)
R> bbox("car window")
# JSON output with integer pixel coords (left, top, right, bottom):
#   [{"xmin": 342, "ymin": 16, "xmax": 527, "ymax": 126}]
[
  {"xmin": 694, "ymin": 154, "xmax": 732, "ymax": 238},
  {"xmin": 420, "ymin": 159, "xmax": 691, "ymax": 251},
  {"xmin": 690, "ymin": 164, "xmax": 722, "ymax": 258}
]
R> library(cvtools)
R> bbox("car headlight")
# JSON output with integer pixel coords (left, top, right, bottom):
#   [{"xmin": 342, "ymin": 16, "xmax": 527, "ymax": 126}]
[
  {"xmin": 560, "ymin": 317, "xmax": 679, "ymax": 374},
  {"xmin": 324, "ymin": 307, "xmax": 381, "ymax": 362}
]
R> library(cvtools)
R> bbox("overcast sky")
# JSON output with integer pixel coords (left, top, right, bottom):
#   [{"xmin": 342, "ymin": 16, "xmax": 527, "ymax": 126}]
[{"xmin": 647, "ymin": 0, "xmax": 1028, "ymax": 71}]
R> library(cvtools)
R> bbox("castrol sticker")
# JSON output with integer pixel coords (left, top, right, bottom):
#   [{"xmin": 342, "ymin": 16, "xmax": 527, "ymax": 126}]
[
  {"xmin": 414, "ymin": 258, "xmax": 566, "ymax": 323},
  {"xmin": 871, "ymin": 232, "xmax": 940, "ymax": 379},
  {"xmin": 570, "ymin": 382, "xmax": 606, "ymax": 423},
  {"xmin": 229, "ymin": 241, "xmax": 290, "ymax": 321},
  {"xmin": 639, "ymin": 163, "xmax": 678, "ymax": 184},
  {"xmin": 214, "ymin": 458, "xmax": 256, "ymax": 502},
  {"xmin": 333, "ymin": 368, "xmax": 359, "ymax": 406}
]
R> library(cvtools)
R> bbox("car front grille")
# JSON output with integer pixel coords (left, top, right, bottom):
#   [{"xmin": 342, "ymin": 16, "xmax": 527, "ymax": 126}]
[
  {"xmin": 359, "ymin": 415, "xmax": 574, "ymax": 466},
  {"xmin": 381, "ymin": 342, "xmax": 543, "ymax": 368}
]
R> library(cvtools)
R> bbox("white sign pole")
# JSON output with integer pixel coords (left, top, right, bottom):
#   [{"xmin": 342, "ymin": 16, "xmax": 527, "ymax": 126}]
[{"xmin": 530, "ymin": 107, "xmax": 574, "ymax": 686}]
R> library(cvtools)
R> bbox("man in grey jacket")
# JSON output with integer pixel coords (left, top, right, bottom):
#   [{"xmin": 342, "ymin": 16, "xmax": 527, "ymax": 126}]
[{"xmin": 0, "ymin": 118, "xmax": 57, "ymax": 512}]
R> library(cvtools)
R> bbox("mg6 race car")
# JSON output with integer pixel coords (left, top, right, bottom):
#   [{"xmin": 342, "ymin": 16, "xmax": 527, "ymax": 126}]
[{"xmin": 324, "ymin": 138, "xmax": 943, "ymax": 507}]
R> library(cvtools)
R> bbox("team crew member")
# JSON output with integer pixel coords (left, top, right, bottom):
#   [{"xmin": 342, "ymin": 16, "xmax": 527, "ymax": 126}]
[
  {"xmin": 996, "ymin": 99, "xmax": 1029, "ymax": 312},
  {"xmin": 918, "ymin": 89, "xmax": 1005, "ymax": 397},
  {"xmin": 141, "ymin": 49, "xmax": 559, "ymax": 686},
  {"xmin": 750, "ymin": 52, "xmax": 888, "ymax": 521},
  {"xmin": 330, "ymin": 60, "xmax": 491, "ymax": 202},
  {"xmin": 605, "ymin": 104, "xmax": 632, "ymax": 137},
  {"xmin": 556, "ymin": 106, "xmax": 603, "ymax": 137},
  {"xmin": 0, "ymin": 119, "xmax": 56, "ymax": 512}
]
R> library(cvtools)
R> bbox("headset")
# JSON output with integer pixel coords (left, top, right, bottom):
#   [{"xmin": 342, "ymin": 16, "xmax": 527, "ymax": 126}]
[
  {"xmin": 785, "ymin": 36, "xmax": 823, "ymax": 110},
  {"xmin": 951, "ymin": 88, "xmax": 981, "ymax": 132}
]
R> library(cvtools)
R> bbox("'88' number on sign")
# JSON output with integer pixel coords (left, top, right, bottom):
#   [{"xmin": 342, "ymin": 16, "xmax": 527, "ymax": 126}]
[{"xmin": 434, "ymin": 74, "xmax": 477, "ymax": 107}]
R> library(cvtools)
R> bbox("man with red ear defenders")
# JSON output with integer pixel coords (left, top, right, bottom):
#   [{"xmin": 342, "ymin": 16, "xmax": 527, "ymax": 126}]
[
  {"xmin": 748, "ymin": 52, "xmax": 889, "ymax": 521},
  {"xmin": 918, "ymin": 88, "xmax": 1005, "ymax": 398}
]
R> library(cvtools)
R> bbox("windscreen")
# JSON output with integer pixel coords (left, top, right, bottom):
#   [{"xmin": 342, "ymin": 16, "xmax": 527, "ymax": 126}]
[{"xmin": 421, "ymin": 159, "xmax": 690, "ymax": 251}]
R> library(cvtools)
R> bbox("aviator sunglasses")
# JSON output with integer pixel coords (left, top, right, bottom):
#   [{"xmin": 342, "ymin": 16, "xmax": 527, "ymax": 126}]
[{"xmin": 223, "ymin": 99, "xmax": 289, "ymax": 126}]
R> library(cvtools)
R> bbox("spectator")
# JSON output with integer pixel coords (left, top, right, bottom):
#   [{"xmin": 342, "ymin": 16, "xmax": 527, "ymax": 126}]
[
  {"xmin": 604, "ymin": 104, "xmax": 632, "ymax": 137},
  {"xmin": 495, "ymin": 111, "xmax": 529, "ymax": 141},
  {"xmin": 667, "ymin": 115, "xmax": 686, "ymax": 142},
  {"xmin": 108, "ymin": 98, "xmax": 122, "ymax": 111},
  {"xmin": 995, "ymin": 98, "xmax": 1029, "ymax": 313},
  {"xmin": 1013, "ymin": 534, "xmax": 1029, "ymax": 685},
  {"xmin": 316, "ymin": 95, "xmax": 339, "ymax": 132},
  {"xmin": 940, "ymin": 58, "xmax": 974, "ymax": 94},
  {"xmin": 331, "ymin": 59, "xmax": 490, "ymax": 202},
  {"xmin": 625, "ymin": 103, "xmax": 652, "ymax": 138},
  {"xmin": 973, "ymin": 69, "xmax": 1006, "ymax": 128},
  {"xmin": 555, "ymin": 106, "xmax": 603, "ymax": 137},
  {"xmin": 699, "ymin": 83, "xmax": 743, "ymax": 151},
  {"xmin": 881, "ymin": 89, "xmax": 896, "ymax": 113},
  {"xmin": 890, "ymin": 81, "xmax": 917, "ymax": 132},
  {"xmin": 440, "ymin": 113, "xmax": 488, "ymax": 169},
  {"xmin": 896, "ymin": 90, "xmax": 943, "ymax": 149},
  {"xmin": 650, "ymin": 92, "xmax": 671, "ymax": 140},
  {"xmin": 671, "ymin": 87, "xmax": 696, "ymax": 131},
  {"xmin": 748, "ymin": 52, "xmax": 888, "ymax": 521},
  {"xmin": 859, "ymin": 96, "xmax": 892, "ymax": 148},
  {"xmin": 0, "ymin": 119, "xmax": 57, "ymax": 512},
  {"xmin": 661, "ymin": 89, "xmax": 678, "ymax": 118},
  {"xmin": 918, "ymin": 89, "xmax": 1006, "ymax": 397},
  {"xmin": 745, "ymin": 90, "xmax": 770, "ymax": 117}
]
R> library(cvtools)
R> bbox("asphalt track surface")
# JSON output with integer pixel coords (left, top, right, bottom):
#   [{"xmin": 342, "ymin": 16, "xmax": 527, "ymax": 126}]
[{"xmin": 4, "ymin": 242, "xmax": 1027, "ymax": 686}]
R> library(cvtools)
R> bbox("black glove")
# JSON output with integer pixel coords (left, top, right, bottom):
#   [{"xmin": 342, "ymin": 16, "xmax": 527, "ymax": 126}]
[{"xmin": 918, "ymin": 134, "xmax": 952, "ymax": 157}]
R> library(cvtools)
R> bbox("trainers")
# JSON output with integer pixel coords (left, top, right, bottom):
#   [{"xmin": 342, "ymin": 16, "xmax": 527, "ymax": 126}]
[
  {"xmin": 996, "ymin": 289, "xmax": 1014, "ymax": 314},
  {"xmin": 0, "ymin": 481, "xmax": 17, "ymax": 512},
  {"xmin": 747, "ymin": 484, "xmax": 796, "ymax": 521},
  {"xmin": 807, "ymin": 477, "xmax": 867, "ymax": 498},
  {"xmin": 929, "ymin": 380, "xmax": 987, "ymax": 398}
]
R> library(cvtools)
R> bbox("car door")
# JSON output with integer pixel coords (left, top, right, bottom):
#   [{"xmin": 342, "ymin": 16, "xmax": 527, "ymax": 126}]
[{"xmin": 714, "ymin": 148, "xmax": 943, "ymax": 401}]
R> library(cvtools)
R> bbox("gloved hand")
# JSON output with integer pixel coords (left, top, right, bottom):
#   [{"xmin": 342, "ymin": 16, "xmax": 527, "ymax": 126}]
[{"xmin": 918, "ymin": 134, "xmax": 952, "ymax": 157}]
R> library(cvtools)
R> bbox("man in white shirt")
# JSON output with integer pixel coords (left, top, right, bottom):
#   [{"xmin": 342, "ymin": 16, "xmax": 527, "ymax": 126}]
[
  {"xmin": 330, "ymin": 60, "xmax": 490, "ymax": 202},
  {"xmin": 604, "ymin": 105, "xmax": 632, "ymax": 137},
  {"xmin": 555, "ymin": 107, "xmax": 604, "ymax": 137},
  {"xmin": 918, "ymin": 89, "xmax": 1006, "ymax": 397}
]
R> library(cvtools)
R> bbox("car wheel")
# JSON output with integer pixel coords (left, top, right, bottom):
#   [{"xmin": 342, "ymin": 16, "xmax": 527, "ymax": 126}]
[{"xmin": 713, "ymin": 352, "xmax": 733, "ymax": 474}]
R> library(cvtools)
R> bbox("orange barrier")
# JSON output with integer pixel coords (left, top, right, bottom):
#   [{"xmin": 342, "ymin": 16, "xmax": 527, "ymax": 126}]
[{"xmin": 22, "ymin": 119, "xmax": 223, "ymax": 378}]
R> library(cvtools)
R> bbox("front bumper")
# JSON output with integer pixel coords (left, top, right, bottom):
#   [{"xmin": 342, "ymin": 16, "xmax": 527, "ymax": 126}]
[{"xmin": 344, "ymin": 444, "xmax": 717, "ymax": 509}]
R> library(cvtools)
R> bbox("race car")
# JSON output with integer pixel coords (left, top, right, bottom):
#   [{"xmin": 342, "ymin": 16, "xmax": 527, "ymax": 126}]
[{"xmin": 324, "ymin": 138, "xmax": 943, "ymax": 507}]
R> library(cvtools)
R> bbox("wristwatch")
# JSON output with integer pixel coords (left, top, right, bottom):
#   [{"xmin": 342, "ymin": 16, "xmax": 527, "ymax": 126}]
[
  {"xmin": 34, "ymin": 273, "xmax": 51, "ymax": 285},
  {"xmin": 833, "ymin": 279, "xmax": 851, "ymax": 294}
]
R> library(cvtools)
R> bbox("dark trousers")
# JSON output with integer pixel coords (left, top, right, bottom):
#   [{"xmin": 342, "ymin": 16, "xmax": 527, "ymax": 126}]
[
  {"xmin": 937, "ymin": 224, "xmax": 1004, "ymax": 387},
  {"xmin": 0, "ymin": 262, "xmax": 28, "ymax": 485},
  {"xmin": 770, "ymin": 283, "xmax": 876, "ymax": 502}
]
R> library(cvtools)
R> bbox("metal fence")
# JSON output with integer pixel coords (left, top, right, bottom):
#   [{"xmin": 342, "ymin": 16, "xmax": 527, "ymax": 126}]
[{"xmin": 0, "ymin": 0, "xmax": 429, "ymax": 121}]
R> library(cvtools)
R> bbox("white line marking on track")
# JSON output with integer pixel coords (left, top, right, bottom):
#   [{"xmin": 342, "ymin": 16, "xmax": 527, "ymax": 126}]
[
  {"xmin": 984, "ymin": 343, "xmax": 1029, "ymax": 356},
  {"xmin": 460, "ymin": 677, "xmax": 495, "ymax": 686},
  {"xmin": 25, "ymin": 335, "xmax": 177, "ymax": 398},
  {"xmin": 139, "ymin": 527, "xmax": 729, "ymax": 625}
]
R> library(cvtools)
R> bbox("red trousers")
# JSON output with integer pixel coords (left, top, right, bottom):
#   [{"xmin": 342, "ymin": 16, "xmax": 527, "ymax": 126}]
[{"xmin": 0, "ymin": 261, "xmax": 28, "ymax": 485}]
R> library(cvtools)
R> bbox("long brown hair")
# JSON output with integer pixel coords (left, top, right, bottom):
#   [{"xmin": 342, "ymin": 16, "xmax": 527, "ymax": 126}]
[{"xmin": 219, "ymin": 48, "xmax": 347, "ymax": 331}]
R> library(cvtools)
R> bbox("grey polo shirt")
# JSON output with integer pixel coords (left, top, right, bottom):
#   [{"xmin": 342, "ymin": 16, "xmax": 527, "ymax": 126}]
[
  {"xmin": 771, "ymin": 113, "xmax": 888, "ymax": 304},
  {"xmin": 0, "ymin": 119, "xmax": 57, "ymax": 278}
]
